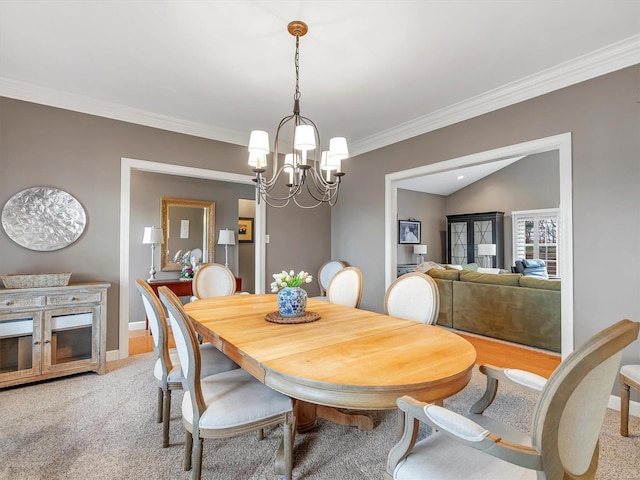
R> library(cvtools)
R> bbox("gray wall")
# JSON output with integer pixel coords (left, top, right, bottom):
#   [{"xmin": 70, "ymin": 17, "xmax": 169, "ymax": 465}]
[
  {"xmin": 397, "ymin": 190, "xmax": 445, "ymax": 265},
  {"xmin": 0, "ymin": 98, "xmax": 329, "ymax": 352},
  {"xmin": 333, "ymin": 65, "xmax": 640, "ymax": 378}
]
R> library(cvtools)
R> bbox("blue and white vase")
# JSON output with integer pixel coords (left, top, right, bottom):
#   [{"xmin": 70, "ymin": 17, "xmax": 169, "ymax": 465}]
[{"xmin": 277, "ymin": 287, "xmax": 307, "ymax": 318}]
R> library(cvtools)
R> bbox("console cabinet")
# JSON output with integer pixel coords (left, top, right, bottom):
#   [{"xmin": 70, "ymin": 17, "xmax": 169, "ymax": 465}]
[
  {"xmin": 446, "ymin": 212, "xmax": 504, "ymax": 268},
  {"xmin": 0, "ymin": 282, "xmax": 109, "ymax": 388}
]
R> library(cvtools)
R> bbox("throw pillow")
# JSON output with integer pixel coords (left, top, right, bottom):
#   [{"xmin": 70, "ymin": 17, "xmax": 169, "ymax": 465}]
[{"xmin": 461, "ymin": 263, "xmax": 479, "ymax": 272}]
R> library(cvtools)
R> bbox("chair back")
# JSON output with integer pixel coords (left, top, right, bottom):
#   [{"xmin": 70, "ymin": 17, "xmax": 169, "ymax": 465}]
[
  {"xmin": 192, "ymin": 263, "xmax": 236, "ymax": 299},
  {"xmin": 326, "ymin": 267, "xmax": 363, "ymax": 308},
  {"xmin": 317, "ymin": 260, "xmax": 348, "ymax": 296},
  {"xmin": 531, "ymin": 319, "xmax": 639, "ymax": 478},
  {"xmin": 158, "ymin": 287, "xmax": 206, "ymax": 421},
  {"xmin": 384, "ymin": 272, "xmax": 440, "ymax": 324},
  {"xmin": 135, "ymin": 279, "xmax": 173, "ymax": 375}
]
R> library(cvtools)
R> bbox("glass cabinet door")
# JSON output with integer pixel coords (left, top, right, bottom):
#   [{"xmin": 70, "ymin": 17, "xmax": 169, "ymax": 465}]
[
  {"xmin": 0, "ymin": 313, "xmax": 41, "ymax": 381},
  {"xmin": 449, "ymin": 221, "xmax": 468, "ymax": 265},
  {"xmin": 44, "ymin": 306, "xmax": 99, "ymax": 371}
]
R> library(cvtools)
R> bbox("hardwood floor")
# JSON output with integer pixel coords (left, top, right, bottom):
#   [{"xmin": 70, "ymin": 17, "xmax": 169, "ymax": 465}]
[{"xmin": 129, "ymin": 328, "xmax": 561, "ymax": 378}]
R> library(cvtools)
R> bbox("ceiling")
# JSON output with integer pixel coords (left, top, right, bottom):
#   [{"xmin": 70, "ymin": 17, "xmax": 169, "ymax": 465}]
[{"xmin": 1, "ymin": 0, "xmax": 639, "ymax": 167}]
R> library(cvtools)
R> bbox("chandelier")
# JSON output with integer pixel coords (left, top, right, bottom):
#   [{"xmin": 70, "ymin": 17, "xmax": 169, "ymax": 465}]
[{"xmin": 247, "ymin": 21, "xmax": 349, "ymax": 209}]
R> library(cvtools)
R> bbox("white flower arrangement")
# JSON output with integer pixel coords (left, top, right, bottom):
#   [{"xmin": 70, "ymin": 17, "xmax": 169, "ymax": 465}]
[{"xmin": 270, "ymin": 270, "xmax": 313, "ymax": 293}]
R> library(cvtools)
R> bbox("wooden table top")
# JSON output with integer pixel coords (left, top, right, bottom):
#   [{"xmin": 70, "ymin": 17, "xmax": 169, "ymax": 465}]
[{"xmin": 185, "ymin": 294, "xmax": 476, "ymax": 410}]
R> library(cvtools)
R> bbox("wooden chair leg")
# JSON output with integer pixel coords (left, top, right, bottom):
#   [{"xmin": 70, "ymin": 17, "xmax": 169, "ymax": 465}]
[
  {"xmin": 192, "ymin": 437, "xmax": 204, "ymax": 480},
  {"xmin": 162, "ymin": 389, "xmax": 171, "ymax": 447},
  {"xmin": 184, "ymin": 431, "xmax": 193, "ymax": 471},
  {"xmin": 256, "ymin": 428, "xmax": 264, "ymax": 440},
  {"xmin": 156, "ymin": 386, "xmax": 163, "ymax": 423},
  {"xmin": 621, "ymin": 381, "xmax": 630, "ymax": 437},
  {"xmin": 283, "ymin": 416, "xmax": 293, "ymax": 480}
]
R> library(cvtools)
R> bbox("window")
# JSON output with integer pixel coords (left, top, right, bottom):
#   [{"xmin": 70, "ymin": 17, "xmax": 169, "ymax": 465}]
[{"xmin": 512, "ymin": 208, "xmax": 559, "ymax": 278}]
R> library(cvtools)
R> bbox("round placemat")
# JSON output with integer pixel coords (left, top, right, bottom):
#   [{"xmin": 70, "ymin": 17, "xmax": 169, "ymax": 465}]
[{"xmin": 265, "ymin": 311, "xmax": 320, "ymax": 324}]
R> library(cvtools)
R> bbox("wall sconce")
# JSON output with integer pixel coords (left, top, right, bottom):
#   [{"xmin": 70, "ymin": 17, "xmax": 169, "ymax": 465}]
[
  {"xmin": 413, "ymin": 244, "xmax": 427, "ymax": 264},
  {"xmin": 217, "ymin": 228, "xmax": 236, "ymax": 268},
  {"xmin": 142, "ymin": 226, "xmax": 164, "ymax": 282},
  {"xmin": 477, "ymin": 243, "xmax": 497, "ymax": 268}
]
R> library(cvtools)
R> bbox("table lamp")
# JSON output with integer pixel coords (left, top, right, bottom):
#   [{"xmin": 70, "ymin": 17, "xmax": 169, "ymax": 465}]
[
  {"xmin": 477, "ymin": 243, "xmax": 496, "ymax": 268},
  {"xmin": 218, "ymin": 228, "xmax": 235, "ymax": 268},
  {"xmin": 413, "ymin": 244, "xmax": 427, "ymax": 264},
  {"xmin": 142, "ymin": 226, "xmax": 164, "ymax": 281}
]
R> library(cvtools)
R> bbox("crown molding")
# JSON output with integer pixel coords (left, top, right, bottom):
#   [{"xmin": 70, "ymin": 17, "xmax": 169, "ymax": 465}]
[
  {"xmin": 0, "ymin": 78, "xmax": 247, "ymax": 147},
  {"xmin": 350, "ymin": 34, "xmax": 640, "ymax": 157},
  {"xmin": 1, "ymin": 35, "xmax": 638, "ymax": 156}
]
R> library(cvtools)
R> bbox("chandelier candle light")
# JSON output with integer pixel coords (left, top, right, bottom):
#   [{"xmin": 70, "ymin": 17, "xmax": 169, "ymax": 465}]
[{"xmin": 248, "ymin": 21, "xmax": 349, "ymax": 208}]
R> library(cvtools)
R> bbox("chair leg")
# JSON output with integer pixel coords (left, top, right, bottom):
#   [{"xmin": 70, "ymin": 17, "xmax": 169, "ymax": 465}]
[
  {"xmin": 257, "ymin": 428, "xmax": 264, "ymax": 440},
  {"xmin": 162, "ymin": 388, "xmax": 172, "ymax": 447},
  {"xmin": 283, "ymin": 416, "xmax": 294, "ymax": 480},
  {"xmin": 184, "ymin": 431, "xmax": 193, "ymax": 471},
  {"xmin": 192, "ymin": 437, "xmax": 204, "ymax": 480},
  {"xmin": 621, "ymin": 382, "xmax": 630, "ymax": 437},
  {"xmin": 156, "ymin": 386, "xmax": 163, "ymax": 423}
]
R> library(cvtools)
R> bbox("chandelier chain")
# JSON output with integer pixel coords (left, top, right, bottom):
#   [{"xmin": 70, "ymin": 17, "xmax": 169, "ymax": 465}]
[{"xmin": 294, "ymin": 35, "xmax": 301, "ymax": 102}]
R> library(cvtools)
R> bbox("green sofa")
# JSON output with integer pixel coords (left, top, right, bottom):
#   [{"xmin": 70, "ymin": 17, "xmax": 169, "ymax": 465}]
[{"xmin": 427, "ymin": 269, "xmax": 561, "ymax": 352}]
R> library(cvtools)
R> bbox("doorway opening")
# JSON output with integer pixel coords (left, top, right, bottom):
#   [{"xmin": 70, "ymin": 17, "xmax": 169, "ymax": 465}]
[{"xmin": 385, "ymin": 133, "xmax": 573, "ymax": 357}]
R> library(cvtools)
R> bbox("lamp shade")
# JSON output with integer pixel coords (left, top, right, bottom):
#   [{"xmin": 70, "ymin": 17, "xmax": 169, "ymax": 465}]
[
  {"xmin": 218, "ymin": 228, "xmax": 236, "ymax": 246},
  {"xmin": 478, "ymin": 244, "xmax": 496, "ymax": 256},
  {"xmin": 142, "ymin": 226, "xmax": 164, "ymax": 244},
  {"xmin": 248, "ymin": 130, "xmax": 270, "ymax": 154},
  {"xmin": 413, "ymin": 244, "xmax": 427, "ymax": 255}
]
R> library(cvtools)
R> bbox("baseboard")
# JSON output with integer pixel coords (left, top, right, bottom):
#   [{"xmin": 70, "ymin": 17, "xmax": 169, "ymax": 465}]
[
  {"xmin": 106, "ymin": 350, "xmax": 121, "ymax": 362},
  {"xmin": 608, "ymin": 394, "xmax": 640, "ymax": 418},
  {"xmin": 128, "ymin": 321, "xmax": 146, "ymax": 331}
]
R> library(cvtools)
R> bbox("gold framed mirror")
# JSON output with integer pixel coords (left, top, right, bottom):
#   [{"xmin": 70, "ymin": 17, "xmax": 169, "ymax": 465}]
[{"xmin": 160, "ymin": 197, "xmax": 215, "ymax": 271}]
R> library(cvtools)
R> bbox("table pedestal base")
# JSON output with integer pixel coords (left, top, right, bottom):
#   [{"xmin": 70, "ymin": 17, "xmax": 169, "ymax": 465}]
[{"xmin": 295, "ymin": 401, "xmax": 374, "ymax": 433}]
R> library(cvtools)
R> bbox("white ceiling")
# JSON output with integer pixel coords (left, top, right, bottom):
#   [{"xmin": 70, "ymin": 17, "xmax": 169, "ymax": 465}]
[{"xmin": 1, "ymin": 0, "xmax": 639, "ymax": 164}]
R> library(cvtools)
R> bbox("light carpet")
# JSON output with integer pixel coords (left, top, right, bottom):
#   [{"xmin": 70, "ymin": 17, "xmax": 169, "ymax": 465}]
[{"xmin": 1, "ymin": 352, "xmax": 638, "ymax": 479}]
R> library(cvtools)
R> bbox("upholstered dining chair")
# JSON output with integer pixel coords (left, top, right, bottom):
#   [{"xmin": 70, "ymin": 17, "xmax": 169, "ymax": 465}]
[
  {"xmin": 190, "ymin": 263, "xmax": 236, "ymax": 301},
  {"xmin": 386, "ymin": 319, "xmax": 639, "ymax": 480},
  {"xmin": 135, "ymin": 279, "xmax": 239, "ymax": 448},
  {"xmin": 311, "ymin": 260, "xmax": 348, "ymax": 300},
  {"xmin": 326, "ymin": 266, "xmax": 363, "ymax": 308},
  {"xmin": 620, "ymin": 364, "xmax": 640, "ymax": 436},
  {"xmin": 384, "ymin": 272, "xmax": 440, "ymax": 324},
  {"xmin": 158, "ymin": 287, "xmax": 295, "ymax": 480}
]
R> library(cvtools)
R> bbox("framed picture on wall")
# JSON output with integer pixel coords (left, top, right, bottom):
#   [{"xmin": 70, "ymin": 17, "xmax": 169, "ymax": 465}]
[
  {"xmin": 238, "ymin": 217, "xmax": 254, "ymax": 243},
  {"xmin": 398, "ymin": 220, "xmax": 421, "ymax": 244}
]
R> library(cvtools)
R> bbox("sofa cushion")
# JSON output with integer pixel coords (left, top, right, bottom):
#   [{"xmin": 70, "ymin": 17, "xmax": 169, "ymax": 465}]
[
  {"xmin": 519, "ymin": 276, "xmax": 561, "ymax": 291},
  {"xmin": 459, "ymin": 270, "xmax": 522, "ymax": 286},
  {"xmin": 415, "ymin": 261, "xmax": 445, "ymax": 274},
  {"xmin": 428, "ymin": 269, "xmax": 460, "ymax": 281}
]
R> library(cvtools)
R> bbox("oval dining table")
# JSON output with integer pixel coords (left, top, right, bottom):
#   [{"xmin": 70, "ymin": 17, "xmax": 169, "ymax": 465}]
[{"xmin": 184, "ymin": 294, "xmax": 477, "ymax": 433}]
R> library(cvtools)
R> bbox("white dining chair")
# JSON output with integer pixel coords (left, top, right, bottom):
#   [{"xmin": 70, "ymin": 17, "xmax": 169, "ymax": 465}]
[
  {"xmin": 326, "ymin": 266, "xmax": 363, "ymax": 308},
  {"xmin": 158, "ymin": 287, "xmax": 295, "ymax": 480},
  {"xmin": 620, "ymin": 364, "xmax": 640, "ymax": 436},
  {"xmin": 385, "ymin": 319, "xmax": 640, "ymax": 480},
  {"xmin": 312, "ymin": 260, "xmax": 348, "ymax": 300},
  {"xmin": 384, "ymin": 272, "xmax": 440, "ymax": 324},
  {"xmin": 135, "ymin": 279, "xmax": 239, "ymax": 448},
  {"xmin": 191, "ymin": 263, "xmax": 236, "ymax": 301}
]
